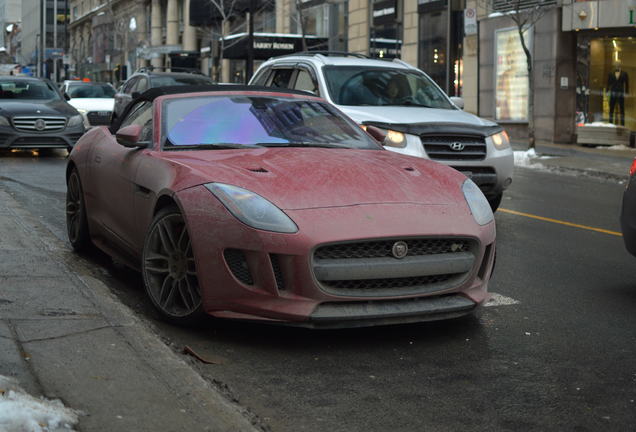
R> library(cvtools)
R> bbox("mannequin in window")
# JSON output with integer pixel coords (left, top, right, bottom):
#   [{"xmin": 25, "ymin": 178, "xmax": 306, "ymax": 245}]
[{"xmin": 607, "ymin": 62, "xmax": 629, "ymax": 126}]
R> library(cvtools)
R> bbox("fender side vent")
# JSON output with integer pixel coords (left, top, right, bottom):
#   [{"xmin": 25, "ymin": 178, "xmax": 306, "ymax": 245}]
[{"xmin": 224, "ymin": 249, "xmax": 253, "ymax": 285}]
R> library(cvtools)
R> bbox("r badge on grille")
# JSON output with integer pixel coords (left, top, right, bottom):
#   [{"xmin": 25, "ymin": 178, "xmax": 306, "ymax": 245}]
[
  {"xmin": 449, "ymin": 142, "xmax": 465, "ymax": 151},
  {"xmin": 34, "ymin": 119, "xmax": 46, "ymax": 131},
  {"xmin": 391, "ymin": 241, "xmax": 408, "ymax": 259}
]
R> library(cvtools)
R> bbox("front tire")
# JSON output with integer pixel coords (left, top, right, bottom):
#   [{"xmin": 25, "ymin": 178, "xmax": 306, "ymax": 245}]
[
  {"xmin": 142, "ymin": 206, "xmax": 203, "ymax": 325},
  {"xmin": 487, "ymin": 193, "xmax": 503, "ymax": 212},
  {"xmin": 66, "ymin": 168, "xmax": 92, "ymax": 251}
]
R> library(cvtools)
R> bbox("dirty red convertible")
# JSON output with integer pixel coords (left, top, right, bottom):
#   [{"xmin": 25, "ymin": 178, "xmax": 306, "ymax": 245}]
[{"xmin": 65, "ymin": 86, "xmax": 496, "ymax": 328}]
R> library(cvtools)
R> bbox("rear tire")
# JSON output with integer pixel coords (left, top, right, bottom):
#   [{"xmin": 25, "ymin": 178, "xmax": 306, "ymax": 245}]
[
  {"xmin": 487, "ymin": 193, "xmax": 503, "ymax": 212},
  {"xmin": 142, "ymin": 206, "xmax": 204, "ymax": 325},
  {"xmin": 66, "ymin": 169, "xmax": 92, "ymax": 251}
]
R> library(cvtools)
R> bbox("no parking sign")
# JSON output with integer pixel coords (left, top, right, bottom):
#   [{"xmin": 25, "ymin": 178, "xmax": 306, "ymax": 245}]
[{"xmin": 464, "ymin": 8, "xmax": 477, "ymax": 36}]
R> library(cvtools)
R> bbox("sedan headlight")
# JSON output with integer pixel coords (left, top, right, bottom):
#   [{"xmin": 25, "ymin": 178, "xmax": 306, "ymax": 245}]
[
  {"xmin": 490, "ymin": 130, "xmax": 510, "ymax": 150},
  {"xmin": 204, "ymin": 183, "xmax": 298, "ymax": 233},
  {"xmin": 462, "ymin": 179, "xmax": 494, "ymax": 226},
  {"xmin": 67, "ymin": 114, "xmax": 84, "ymax": 128},
  {"xmin": 0, "ymin": 116, "xmax": 9, "ymax": 126}
]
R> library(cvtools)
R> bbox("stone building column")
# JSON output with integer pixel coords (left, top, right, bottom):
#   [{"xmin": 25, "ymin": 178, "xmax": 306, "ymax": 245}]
[
  {"xmin": 401, "ymin": 0, "xmax": 418, "ymax": 67},
  {"xmin": 151, "ymin": 0, "xmax": 163, "ymax": 68},
  {"xmin": 166, "ymin": 0, "xmax": 179, "ymax": 45},
  {"xmin": 348, "ymin": 0, "xmax": 369, "ymax": 55},
  {"xmin": 182, "ymin": 0, "xmax": 197, "ymax": 51}
]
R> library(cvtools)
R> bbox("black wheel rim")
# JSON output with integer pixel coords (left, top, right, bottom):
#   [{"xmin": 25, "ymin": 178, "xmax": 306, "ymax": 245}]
[
  {"xmin": 144, "ymin": 214, "xmax": 201, "ymax": 317},
  {"xmin": 66, "ymin": 172, "xmax": 82, "ymax": 243}
]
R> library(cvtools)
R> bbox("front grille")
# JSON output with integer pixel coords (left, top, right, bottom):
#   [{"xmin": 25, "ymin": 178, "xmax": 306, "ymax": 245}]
[
  {"xmin": 86, "ymin": 111, "xmax": 112, "ymax": 126},
  {"xmin": 224, "ymin": 249, "xmax": 253, "ymax": 285},
  {"xmin": 314, "ymin": 238, "xmax": 477, "ymax": 297},
  {"xmin": 12, "ymin": 137, "xmax": 67, "ymax": 147},
  {"xmin": 315, "ymin": 238, "xmax": 471, "ymax": 260},
  {"xmin": 12, "ymin": 116, "xmax": 67, "ymax": 132},
  {"xmin": 421, "ymin": 135, "xmax": 487, "ymax": 161}
]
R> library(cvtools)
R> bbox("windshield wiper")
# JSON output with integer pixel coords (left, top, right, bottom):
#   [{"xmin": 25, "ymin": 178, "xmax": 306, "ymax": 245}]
[
  {"xmin": 257, "ymin": 142, "xmax": 348, "ymax": 149},
  {"xmin": 164, "ymin": 143, "xmax": 263, "ymax": 150}
]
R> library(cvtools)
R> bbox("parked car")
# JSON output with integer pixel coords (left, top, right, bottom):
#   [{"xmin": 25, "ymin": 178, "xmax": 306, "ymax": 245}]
[
  {"xmin": 66, "ymin": 85, "xmax": 496, "ymax": 328},
  {"xmin": 620, "ymin": 158, "xmax": 636, "ymax": 256},
  {"xmin": 112, "ymin": 68, "xmax": 215, "ymax": 121},
  {"xmin": 249, "ymin": 52, "xmax": 514, "ymax": 211},
  {"xmin": 60, "ymin": 81, "xmax": 116, "ymax": 127},
  {"xmin": 0, "ymin": 76, "xmax": 85, "ymax": 151}
]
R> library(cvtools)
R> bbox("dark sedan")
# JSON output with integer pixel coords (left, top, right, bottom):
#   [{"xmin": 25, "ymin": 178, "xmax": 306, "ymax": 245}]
[
  {"xmin": 620, "ymin": 158, "xmax": 636, "ymax": 256},
  {"xmin": 0, "ymin": 77, "xmax": 85, "ymax": 151}
]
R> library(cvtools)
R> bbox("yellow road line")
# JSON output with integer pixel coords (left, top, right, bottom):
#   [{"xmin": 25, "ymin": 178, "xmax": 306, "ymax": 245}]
[{"xmin": 498, "ymin": 208, "xmax": 622, "ymax": 237}]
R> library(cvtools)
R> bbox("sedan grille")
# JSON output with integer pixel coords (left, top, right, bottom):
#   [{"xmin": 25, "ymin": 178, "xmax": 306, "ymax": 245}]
[
  {"xmin": 86, "ymin": 111, "xmax": 112, "ymax": 126},
  {"xmin": 13, "ymin": 116, "xmax": 67, "ymax": 132},
  {"xmin": 421, "ymin": 135, "xmax": 486, "ymax": 161},
  {"xmin": 313, "ymin": 238, "xmax": 477, "ymax": 297}
]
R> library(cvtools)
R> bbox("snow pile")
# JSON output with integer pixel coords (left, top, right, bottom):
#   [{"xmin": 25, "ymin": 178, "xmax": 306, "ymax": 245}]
[
  {"xmin": 599, "ymin": 144, "xmax": 636, "ymax": 152},
  {"xmin": 0, "ymin": 376, "xmax": 79, "ymax": 432},
  {"xmin": 580, "ymin": 122, "xmax": 618, "ymax": 128},
  {"xmin": 514, "ymin": 149, "xmax": 543, "ymax": 168}
]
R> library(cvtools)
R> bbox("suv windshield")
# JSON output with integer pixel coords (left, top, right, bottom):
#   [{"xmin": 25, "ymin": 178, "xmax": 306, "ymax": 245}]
[
  {"xmin": 163, "ymin": 95, "xmax": 379, "ymax": 150},
  {"xmin": 68, "ymin": 83, "xmax": 115, "ymax": 98},
  {"xmin": 0, "ymin": 80, "xmax": 60, "ymax": 100},
  {"xmin": 151, "ymin": 75, "xmax": 214, "ymax": 87},
  {"xmin": 323, "ymin": 66, "xmax": 454, "ymax": 109}
]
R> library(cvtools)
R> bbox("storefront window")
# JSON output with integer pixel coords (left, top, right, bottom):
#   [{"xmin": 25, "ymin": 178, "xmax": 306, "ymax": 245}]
[
  {"xmin": 494, "ymin": 27, "xmax": 531, "ymax": 122},
  {"xmin": 577, "ymin": 36, "xmax": 635, "ymax": 131}
]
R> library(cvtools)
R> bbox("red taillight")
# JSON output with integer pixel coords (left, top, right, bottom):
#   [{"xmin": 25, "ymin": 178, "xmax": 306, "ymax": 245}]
[{"xmin": 630, "ymin": 158, "xmax": 636, "ymax": 177}]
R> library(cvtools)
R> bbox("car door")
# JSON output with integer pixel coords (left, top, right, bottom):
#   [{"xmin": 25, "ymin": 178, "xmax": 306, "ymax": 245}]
[
  {"xmin": 90, "ymin": 101, "xmax": 153, "ymax": 254},
  {"xmin": 113, "ymin": 77, "xmax": 138, "ymax": 118}
]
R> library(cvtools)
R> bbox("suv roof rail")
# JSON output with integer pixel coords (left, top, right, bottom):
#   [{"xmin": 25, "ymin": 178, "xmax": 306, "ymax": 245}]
[
  {"xmin": 135, "ymin": 66, "xmax": 204, "ymax": 75},
  {"xmin": 272, "ymin": 51, "xmax": 369, "ymax": 60}
]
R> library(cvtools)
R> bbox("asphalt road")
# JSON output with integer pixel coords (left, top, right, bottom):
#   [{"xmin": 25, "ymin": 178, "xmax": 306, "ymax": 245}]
[{"xmin": 1, "ymin": 149, "xmax": 635, "ymax": 431}]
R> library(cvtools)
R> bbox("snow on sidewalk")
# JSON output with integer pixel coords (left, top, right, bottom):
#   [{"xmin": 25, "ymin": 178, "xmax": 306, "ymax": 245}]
[{"xmin": 0, "ymin": 375, "xmax": 79, "ymax": 432}]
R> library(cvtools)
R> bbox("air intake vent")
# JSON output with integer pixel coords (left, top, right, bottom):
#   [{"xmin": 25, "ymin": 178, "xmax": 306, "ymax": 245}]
[
  {"xmin": 248, "ymin": 167, "xmax": 268, "ymax": 173},
  {"xmin": 224, "ymin": 249, "xmax": 253, "ymax": 285},
  {"xmin": 269, "ymin": 254, "xmax": 285, "ymax": 291}
]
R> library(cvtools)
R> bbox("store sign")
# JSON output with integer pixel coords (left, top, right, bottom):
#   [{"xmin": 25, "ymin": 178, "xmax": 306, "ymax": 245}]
[
  {"xmin": 495, "ymin": 27, "xmax": 532, "ymax": 122},
  {"xmin": 464, "ymin": 8, "xmax": 477, "ymax": 36}
]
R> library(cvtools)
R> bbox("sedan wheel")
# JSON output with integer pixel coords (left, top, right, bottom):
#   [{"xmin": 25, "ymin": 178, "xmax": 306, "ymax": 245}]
[
  {"xmin": 66, "ymin": 169, "xmax": 91, "ymax": 251},
  {"xmin": 143, "ymin": 207, "xmax": 203, "ymax": 323}
]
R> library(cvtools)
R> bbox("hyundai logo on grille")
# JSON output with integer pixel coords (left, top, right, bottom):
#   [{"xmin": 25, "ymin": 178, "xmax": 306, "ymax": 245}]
[
  {"xmin": 391, "ymin": 241, "xmax": 408, "ymax": 259},
  {"xmin": 34, "ymin": 119, "xmax": 46, "ymax": 131},
  {"xmin": 449, "ymin": 142, "xmax": 465, "ymax": 151}
]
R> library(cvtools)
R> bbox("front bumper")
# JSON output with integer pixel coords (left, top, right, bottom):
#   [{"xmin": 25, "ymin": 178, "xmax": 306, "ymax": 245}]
[
  {"xmin": 178, "ymin": 187, "xmax": 496, "ymax": 327},
  {"xmin": 0, "ymin": 125, "xmax": 85, "ymax": 149}
]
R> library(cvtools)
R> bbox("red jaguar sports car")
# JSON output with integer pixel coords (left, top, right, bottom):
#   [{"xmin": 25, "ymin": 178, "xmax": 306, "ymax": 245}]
[{"xmin": 65, "ymin": 86, "xmax": 496, "ymax": 328}]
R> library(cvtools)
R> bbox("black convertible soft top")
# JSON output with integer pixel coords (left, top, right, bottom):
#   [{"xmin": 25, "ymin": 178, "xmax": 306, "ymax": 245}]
[{"xmin": 110, "ymin": 85, "xmax": 316, "ymax": 133}]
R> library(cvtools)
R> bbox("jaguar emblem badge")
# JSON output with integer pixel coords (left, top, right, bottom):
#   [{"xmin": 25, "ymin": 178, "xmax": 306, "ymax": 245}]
[
  {"xmin": 391, "ymin": 241, "xmax": 408, "ymax": 259},
  {"xmin": 449, "ymin": 142, "xmax": 465, "ymax": 151},
  {"xmin": 34, "ymin": 119, "xmax": 46, "ymax": 131}
]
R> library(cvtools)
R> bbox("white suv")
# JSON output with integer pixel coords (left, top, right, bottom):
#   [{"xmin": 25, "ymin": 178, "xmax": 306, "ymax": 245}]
[{"xmin": 249, "ymin": 52, "xmax": 513, "ymax": 210}]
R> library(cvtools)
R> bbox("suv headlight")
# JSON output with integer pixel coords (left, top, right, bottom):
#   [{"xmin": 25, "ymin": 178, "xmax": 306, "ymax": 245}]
[
  {"xmin": 490, "ymin": 130, "xmax": 510, "ymax": 150},
  {"xmin": 67, "ymin": 114, "xmax": 84, "ymax": 128},
  {"xmin": 462, "ymin": 179, "xmax": 494, "ymax": 225},
  {"xmin": 361, "ymin": 125, "xmax": 407, "ymax": 148},
  {"xmin": 204, "ymin": 183, "xmax": 298, "ymax": 233}
]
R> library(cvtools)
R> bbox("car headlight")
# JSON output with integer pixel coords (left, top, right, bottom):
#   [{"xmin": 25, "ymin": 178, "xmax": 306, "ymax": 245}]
[
  {"xmin": 462, "ymin": 179, "xmax": 494, "ymax": 226},
  {"xmin": 204, "ymin": 183, "xmax": 298, "ymax": 233},
  {"xmin": 0, "ymin": 116, "xmax": 9, "ymax": 126},
  {"xmin": 360, "ymin": 125, "xmax": 406, "ymax": 148},
  {"xmin": 67, "ymin": 114, "xmax": 84, "ymax": 128},
  {"xmin": 490, "ymin": 130, "xmax": 510, "ymax": 150}
]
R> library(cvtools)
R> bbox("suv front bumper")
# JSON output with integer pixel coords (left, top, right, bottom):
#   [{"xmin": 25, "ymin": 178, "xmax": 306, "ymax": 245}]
[{"xmin": 0, "ymin": 125, "xmax": 85, "ymax": 149}]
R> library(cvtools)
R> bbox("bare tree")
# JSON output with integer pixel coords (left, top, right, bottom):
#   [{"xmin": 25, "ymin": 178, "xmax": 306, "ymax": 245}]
[
  {"xmin": 481, "ymin": 0, "xmax": 555, "ymax": 149},
  {"xmin": 206, "ymin": 0, "xmax": 240, "ymax": 80},
  {"xmin": 294, "ymin": 0, "xmax": 308, "ymax": 51}
]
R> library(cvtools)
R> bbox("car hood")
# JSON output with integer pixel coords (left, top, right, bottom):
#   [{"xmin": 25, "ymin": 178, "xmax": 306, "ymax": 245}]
[
  {"xmin": 68, "ymin": 98, "xmax": 115, "ymax": 111},
  {"xmin": 166, "ymin": 148, "xmax": 467, "ymax": 210},
  {"xmin": 338, "ymin": 105, "xmax": 497, "ymax": 127},
  {"xmin": 0, "ymin": 99, "xmax": 79, "ymax": 117}
]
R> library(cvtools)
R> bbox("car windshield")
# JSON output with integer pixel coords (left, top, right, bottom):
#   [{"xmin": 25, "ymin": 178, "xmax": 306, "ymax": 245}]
[
  {"xmin": 323, "ymin": 66, "xmax": 454, "ymax": 109},
  {"xmin": 163, "ymin": 95, "xmax": 379, "ymax": 150},
  {"xmin": 0, "ymin": 80, "xmax": 60, "ymax": 100},
  {"xmin": 152, "ymin": 76, "xmax": 214, "ymax": 87},
  {"xmin": 68, "ymin": 84, "xmax": 115, "ymax": 98}
]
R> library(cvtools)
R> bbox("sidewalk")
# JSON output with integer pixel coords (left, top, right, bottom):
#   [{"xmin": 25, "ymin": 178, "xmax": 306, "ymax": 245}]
[
  {"xmin": 511, "ymin": 139, "xmax": 636, "ymax": 181},
  {"xmin": 0, "ymin": 187, "xmax": 259, "ymax": 431}
]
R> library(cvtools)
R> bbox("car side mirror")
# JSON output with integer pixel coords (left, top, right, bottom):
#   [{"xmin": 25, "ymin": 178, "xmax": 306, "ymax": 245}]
[
  {"xmin": 450, "ymin": 96, "xmax": 464, "ymax": 110},
  {"xmin": 116, "ymin": 124, "xmax": 145, "ymax": 148},
  {"xmin": 63, "ymin": 92, "xmax": 71, "ymax": 101}
]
